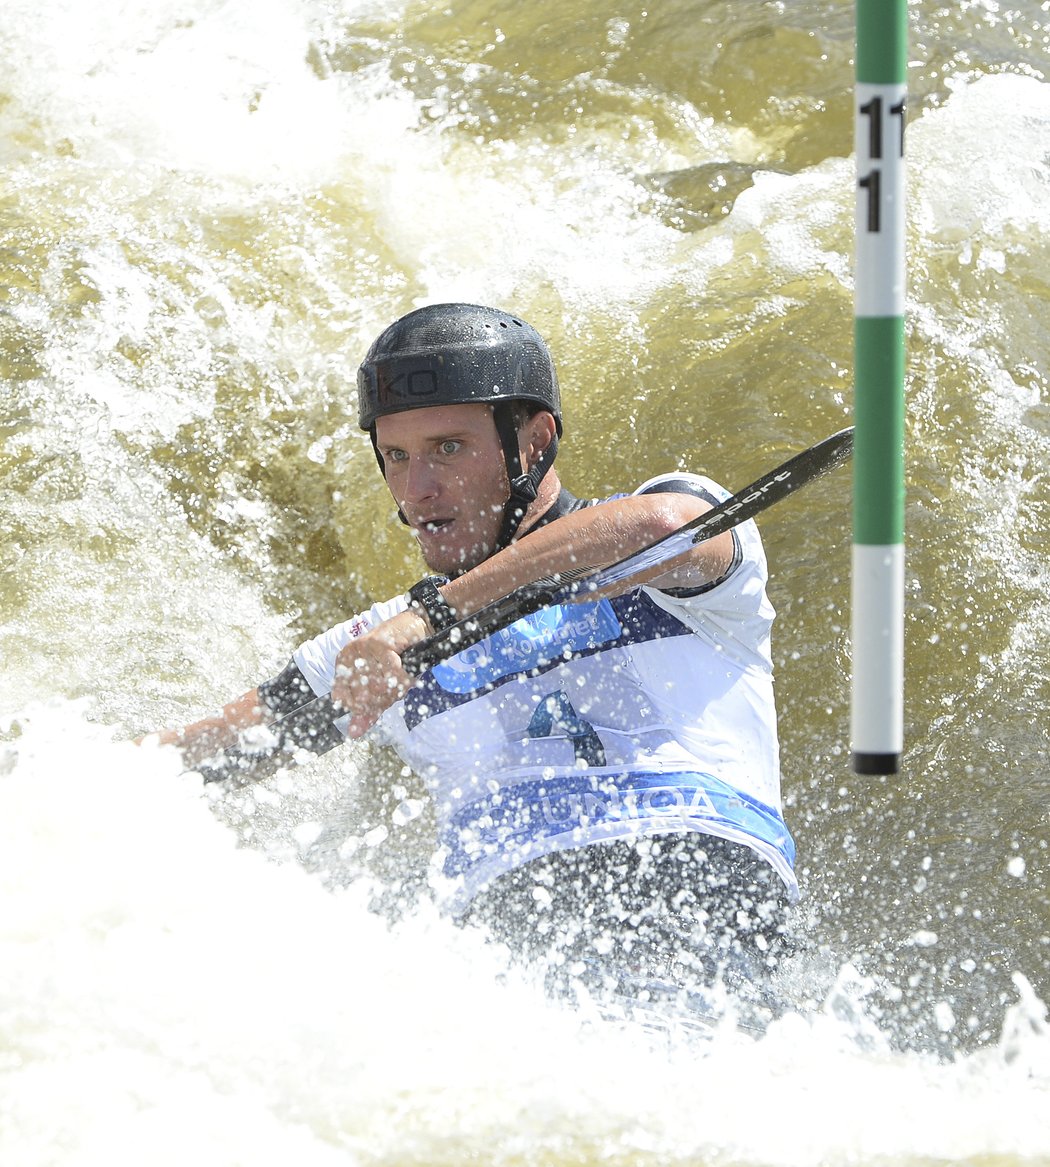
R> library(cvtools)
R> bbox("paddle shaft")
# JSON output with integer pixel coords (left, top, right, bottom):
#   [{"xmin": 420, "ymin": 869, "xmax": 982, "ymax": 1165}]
[{"xmin": 196, "ymin": 427, "xmax": 853, "ymax": 782}]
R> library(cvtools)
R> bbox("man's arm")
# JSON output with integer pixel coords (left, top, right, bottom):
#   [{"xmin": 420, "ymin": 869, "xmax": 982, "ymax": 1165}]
[
  {"xmin": 147, "ymin": 491, "xmax": 727, "ymax": 765},
  {"xmin": 142, "ymin": 688, "xmax": 270, "ymax": 769},
  {"xmin": 333, "ymin": 490, "xmax": 730, "ymax": 738},
  {"xmin": 446, "ymin": 490, "xmax": 732, "ymax": 611}
]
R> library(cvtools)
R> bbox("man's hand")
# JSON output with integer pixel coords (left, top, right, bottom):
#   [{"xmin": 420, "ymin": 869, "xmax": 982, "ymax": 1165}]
[
  {"xmin": 137, "ymin": 689, "xmax": 271, "ymax": 768},
  {"xmin": 332, "ymin": 608, "xmax": 430, "ymax": 738}
]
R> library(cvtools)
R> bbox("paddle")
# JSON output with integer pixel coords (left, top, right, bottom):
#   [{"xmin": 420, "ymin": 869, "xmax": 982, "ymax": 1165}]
[{"xmin": 196, "ymin": 426, "xmax": 853, "ymax": 783}]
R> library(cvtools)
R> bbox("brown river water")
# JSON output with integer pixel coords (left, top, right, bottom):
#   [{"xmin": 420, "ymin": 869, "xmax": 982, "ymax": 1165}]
[{"xmin": 2, "ymin": 1, "xmax": 1048, "ymax": 1162}]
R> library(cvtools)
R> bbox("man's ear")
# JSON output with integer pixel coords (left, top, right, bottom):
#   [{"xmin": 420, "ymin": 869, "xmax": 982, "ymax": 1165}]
[{"xmin": 522, "ymin": 410, "xmax": 557, "ymax": 468}]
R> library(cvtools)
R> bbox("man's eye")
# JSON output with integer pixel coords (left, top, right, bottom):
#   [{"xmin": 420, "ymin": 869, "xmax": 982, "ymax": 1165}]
[
  {"xmin": 385, "ymin": 448, "xmax": 407, "ymax": 463},
  {"xmin": 440, "ymin": 440, "xmax": 461, "ymax": 456}
]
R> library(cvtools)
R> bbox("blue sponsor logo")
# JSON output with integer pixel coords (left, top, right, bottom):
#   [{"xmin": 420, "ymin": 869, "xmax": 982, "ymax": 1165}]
[
  {"xmin": 440, "ymin": 770, "xmax": 796, "ymax": 879},
  {"xmin": 432, "ymin": 600, "xmax": 622, "ymax": 694}
]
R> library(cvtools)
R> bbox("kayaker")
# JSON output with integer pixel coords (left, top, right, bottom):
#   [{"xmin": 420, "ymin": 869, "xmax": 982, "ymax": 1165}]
[{"xmin": 151, "ymin": 302, "xmax": 797, "ymax": 1021}]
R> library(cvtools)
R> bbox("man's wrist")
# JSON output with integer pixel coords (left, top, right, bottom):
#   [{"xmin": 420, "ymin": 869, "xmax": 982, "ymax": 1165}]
[{"xmin": 406, "ymin": 575, "xmax": 455, "ymax": 633}]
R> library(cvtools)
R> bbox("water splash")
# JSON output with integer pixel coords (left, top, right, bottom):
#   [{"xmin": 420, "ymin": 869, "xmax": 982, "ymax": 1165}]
[{"xmin": 2, "ymin": 703, "xmax": 1049, "ymax": 1165}]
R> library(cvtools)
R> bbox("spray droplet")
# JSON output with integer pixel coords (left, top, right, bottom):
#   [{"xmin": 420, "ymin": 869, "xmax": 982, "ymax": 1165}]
[{"xmin": 934, "ymin": 1001, "xmax": 956, "ymax": 1032}]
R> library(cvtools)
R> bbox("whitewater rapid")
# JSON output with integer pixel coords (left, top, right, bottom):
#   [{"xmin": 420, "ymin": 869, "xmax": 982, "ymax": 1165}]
[{"xmin": 2, "ymin": 702, "xmax": 1048, "ymax": 1165}]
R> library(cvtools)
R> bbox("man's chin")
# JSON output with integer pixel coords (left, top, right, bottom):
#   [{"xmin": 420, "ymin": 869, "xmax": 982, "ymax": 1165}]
[{"xmin": 410, "ymin": 517, "xmax": 499, "ymax": 576}]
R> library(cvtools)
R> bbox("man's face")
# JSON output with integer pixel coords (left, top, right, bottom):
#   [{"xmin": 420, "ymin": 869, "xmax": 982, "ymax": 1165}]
[{"xmin": 374, "ymin": 403, "xmax": 509, "ymax": 575}]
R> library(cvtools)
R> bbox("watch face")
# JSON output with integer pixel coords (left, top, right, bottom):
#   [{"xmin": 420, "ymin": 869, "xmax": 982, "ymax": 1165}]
[{"xmin": 410, "ymin": 577, "xmax": 455, "ymax": 632}]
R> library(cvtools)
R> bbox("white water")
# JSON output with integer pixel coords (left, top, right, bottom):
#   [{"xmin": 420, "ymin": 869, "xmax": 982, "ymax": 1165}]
[
  {"xmin": 1, "ymin": 703, "xmax": 1048, "ymax": 1165},
  {"xmin": 3, "ymin": 0, "xmax": 1050, "ymax": 1160}
]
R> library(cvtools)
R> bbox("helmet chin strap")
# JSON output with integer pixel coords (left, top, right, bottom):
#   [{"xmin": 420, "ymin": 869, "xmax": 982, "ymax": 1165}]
[{"xmin": 491, "ymin": 402, "xmax": 559, "ymax": 553}]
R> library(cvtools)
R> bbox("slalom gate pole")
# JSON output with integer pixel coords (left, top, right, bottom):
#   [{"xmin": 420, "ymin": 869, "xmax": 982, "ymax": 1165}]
[{"xmin": 852, "ymin": 0, "xmax": 907, "ymax": 774}]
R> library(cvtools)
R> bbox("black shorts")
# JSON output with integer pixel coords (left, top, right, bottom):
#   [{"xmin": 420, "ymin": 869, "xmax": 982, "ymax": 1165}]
[{"xmin": 461, "ymin": 832, "xmax": 795, "ymax": 1025}]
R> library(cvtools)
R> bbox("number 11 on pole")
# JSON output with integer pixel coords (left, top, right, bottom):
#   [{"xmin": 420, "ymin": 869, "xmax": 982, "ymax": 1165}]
[{"xmin": 852, "ymin": 1, "xmax": 907, "ymax": 775}]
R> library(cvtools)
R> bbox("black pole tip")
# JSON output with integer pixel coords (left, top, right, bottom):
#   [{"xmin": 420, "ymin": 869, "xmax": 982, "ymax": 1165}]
[{"xmin": 852, "ymin": 751, "xmax": 901, "ymax": 775}]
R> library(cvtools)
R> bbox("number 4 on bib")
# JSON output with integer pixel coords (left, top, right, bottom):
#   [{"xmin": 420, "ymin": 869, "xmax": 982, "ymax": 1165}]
[{"xmin": 527, "ymin": 690, "xmax": 607, "ymax": 767}]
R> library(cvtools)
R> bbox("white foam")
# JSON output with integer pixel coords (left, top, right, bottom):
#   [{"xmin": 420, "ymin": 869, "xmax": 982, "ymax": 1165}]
[
  {"xmin": 2, "ymin": 703, "xmax": 1049, "ymax": 1165},
  {"xmin": 911, "ymin": 72, "xmax": 1050, "ymax": 243}
]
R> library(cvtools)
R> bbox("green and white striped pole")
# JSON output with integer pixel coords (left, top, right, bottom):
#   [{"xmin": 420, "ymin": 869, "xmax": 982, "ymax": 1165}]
[{"xmin": 852, "ymin": 1, "xmax": 907, "ymax": 775}]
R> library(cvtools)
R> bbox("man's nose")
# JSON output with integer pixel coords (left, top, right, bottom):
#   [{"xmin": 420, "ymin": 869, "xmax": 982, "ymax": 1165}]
[{"xmin": 402, "ymin": 456, "xmax": 440, "ymax": 503}]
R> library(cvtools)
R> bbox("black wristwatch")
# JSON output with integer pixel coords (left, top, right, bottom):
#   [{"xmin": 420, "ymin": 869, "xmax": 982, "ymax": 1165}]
[{"xmin": 407, "ymin": 575, "xmax": 456, "ymax": 633}]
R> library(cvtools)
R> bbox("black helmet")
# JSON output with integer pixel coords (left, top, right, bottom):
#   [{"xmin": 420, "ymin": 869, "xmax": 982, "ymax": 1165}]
[
  {"xmin": 357, "ymin": 302, "xmax": 562, "ymax": 434},
  {"xmin": 357, "ymin": 303, "xmax": 562, "ymax": 556}
]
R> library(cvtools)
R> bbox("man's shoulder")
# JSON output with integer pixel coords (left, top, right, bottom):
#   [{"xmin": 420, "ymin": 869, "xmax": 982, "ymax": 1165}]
[
  {"xmin": 554, "ymin": 473, "xmax": 729, "ymax": 513},
  {"xmin": 633, "ymin": 471, "xmax": 728, "ymax": 506}
]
